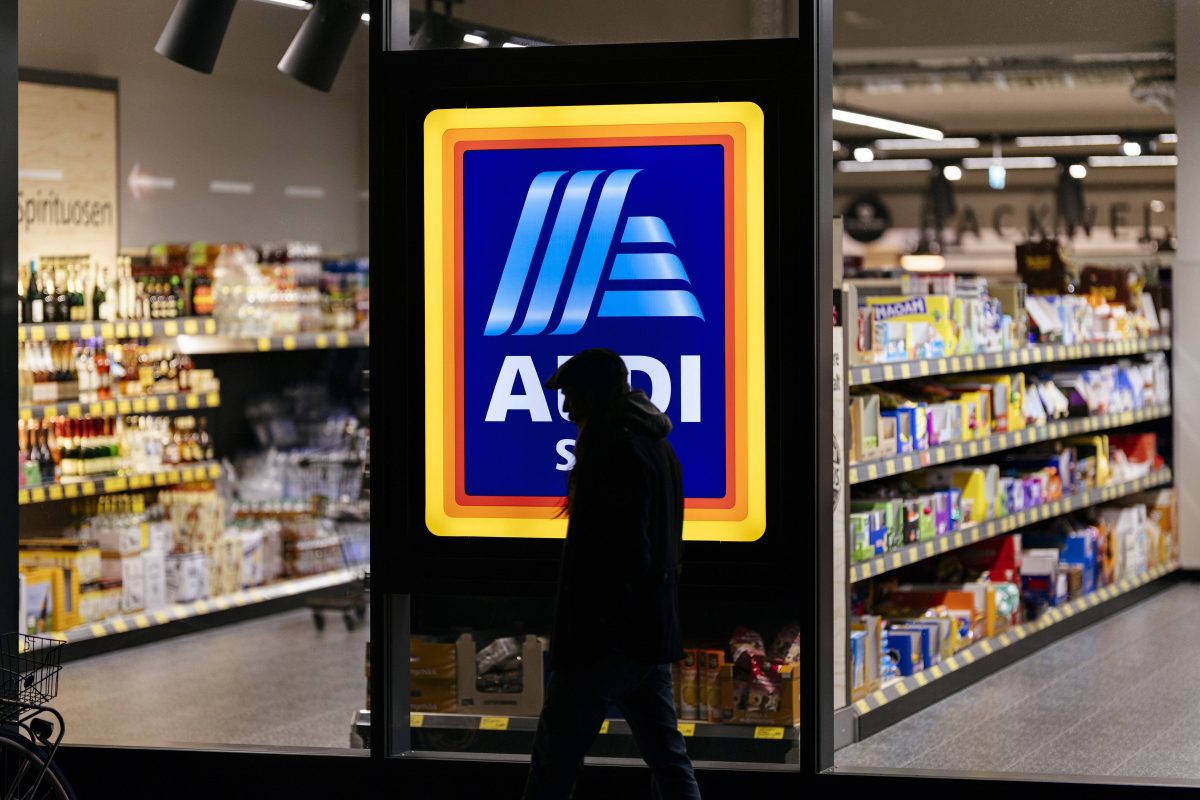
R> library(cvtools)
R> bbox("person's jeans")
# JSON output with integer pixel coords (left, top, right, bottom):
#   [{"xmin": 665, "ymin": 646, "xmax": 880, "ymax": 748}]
[{"xmin": 522, "ymin": 656, "xmax": 701, "ymax": 800}]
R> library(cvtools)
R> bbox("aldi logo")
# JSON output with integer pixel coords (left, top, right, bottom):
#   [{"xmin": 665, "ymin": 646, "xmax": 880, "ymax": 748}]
[{"xmin": 424, "ymin": 102, "xmax": 765, "ymax": 541}]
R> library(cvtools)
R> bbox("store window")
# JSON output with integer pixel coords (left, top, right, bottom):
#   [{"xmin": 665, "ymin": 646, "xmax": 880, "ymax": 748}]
[
  {"xmin": 16, "ymin": 0, "xmax": 371, "ymax": 751},
  {"xmin": 830, "ymin": 0, "xmax": 1188, "ymax": 785},
  {"xmin": 377, "ymin": 5, "xmax": 823, "ymax": 782}
]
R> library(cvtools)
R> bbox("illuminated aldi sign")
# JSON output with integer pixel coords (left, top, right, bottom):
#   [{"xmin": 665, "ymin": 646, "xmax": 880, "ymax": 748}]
[{"xmin": 424, "ymin": 102, "xmax": 765, "ymax": 540}]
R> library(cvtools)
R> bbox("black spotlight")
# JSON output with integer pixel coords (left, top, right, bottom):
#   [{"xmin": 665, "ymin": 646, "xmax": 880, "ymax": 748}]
[
  {"xmin": 278, "ymin": 0, "xmax": 367, "ymax": 92},
  {"xmin": 154, "ymin": 0, "xmax": 239, "ymax": 75}
]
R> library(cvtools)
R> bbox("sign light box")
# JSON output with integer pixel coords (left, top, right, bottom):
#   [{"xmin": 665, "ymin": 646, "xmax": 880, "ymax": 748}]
[{"xmin": 424, "ymin": 102, "xmax": 765, "ymax": 540}]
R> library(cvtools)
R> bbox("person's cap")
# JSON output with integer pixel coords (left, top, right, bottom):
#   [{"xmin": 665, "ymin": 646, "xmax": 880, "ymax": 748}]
[{"xmin": 544, "ymin": 348, "xmax": 629, "ymax": 392}]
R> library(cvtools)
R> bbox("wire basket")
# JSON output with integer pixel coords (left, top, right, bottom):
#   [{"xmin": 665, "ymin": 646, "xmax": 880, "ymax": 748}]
[{"xmin": 0, "ymin": 633, "xmax": 64, "ymax": 718}]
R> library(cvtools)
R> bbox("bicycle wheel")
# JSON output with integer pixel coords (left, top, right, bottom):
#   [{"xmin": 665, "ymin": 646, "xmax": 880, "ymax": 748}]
[{"xmin": 0, "ymin": 728, "xmax": 74, "ymax": 800}]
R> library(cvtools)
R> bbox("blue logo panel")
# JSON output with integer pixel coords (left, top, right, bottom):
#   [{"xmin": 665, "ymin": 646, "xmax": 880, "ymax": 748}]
[{"xmin": 461, "ymin": 144, "xmax": 727, "ymax": 500}]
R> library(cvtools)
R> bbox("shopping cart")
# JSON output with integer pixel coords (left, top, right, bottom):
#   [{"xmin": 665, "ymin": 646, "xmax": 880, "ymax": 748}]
[
  {"xmin": 308, "ymin": 571, "xmax": 370, "ymax": 632},
  {"xmin": 0, "ymin": 633, "xmax": 75, "ymax": 799}
]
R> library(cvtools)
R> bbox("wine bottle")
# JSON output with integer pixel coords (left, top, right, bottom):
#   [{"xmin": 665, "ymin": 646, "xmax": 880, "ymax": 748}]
[{"xmin": 29, "ymin": 261, "xmax": 44, "ymax": 324}]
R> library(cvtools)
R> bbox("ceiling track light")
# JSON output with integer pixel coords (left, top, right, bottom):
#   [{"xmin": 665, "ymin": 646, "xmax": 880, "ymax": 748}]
[
  {"xmin": 278, "ymin": 0, "xmax": 367, "ymax": 92},
  {"xmin": 155, "ymin": 0, "xmax": 239, "ymax": 74}
]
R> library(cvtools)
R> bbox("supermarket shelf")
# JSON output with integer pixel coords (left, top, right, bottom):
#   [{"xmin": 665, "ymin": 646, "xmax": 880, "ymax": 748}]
[
  {"xmin": 19, "ymin": 317, "xmax": 218, "ymax": 343},
  {"xmin": 18, "ymin": 390, "xmax": 221, "ymax": 421},
  {"xmin": 52, "ymin": 568, "xmax": 364, "ymax": 662},
  {"xmin": 411, "ymin": 712, "xmax": 796, "ymax": 741},
  {"xmin": 848, "ymin": 403, "xmax": 1171, "ymax": 485},
  {"xmin": 47, "ymin": 568, "xmax": 358, "ymax": 646},
  {"xmin": 847, "ymin": 335, "xmax": 1172, "ymax": 387},
  {"xmin": 18, "ymin": 461, "xmax": 221, "ymax": 505},
  {"xmin": 175, "ymin": 329, "xmax": 369, "ymax": 355},
  {"xmin": 407, "ymin": 712, "xmax": 798, "ymax": 763},
  {"xmin": 16, "ymin": 318, "xmax": 369, "ymax": 355},
  {"xmin": 849, "ymin": 468, "xmax": 1173, "ymax": 583},
  {"xmin": 851, "ymin": 560, "xmax": 1179, "ymax": 741}
]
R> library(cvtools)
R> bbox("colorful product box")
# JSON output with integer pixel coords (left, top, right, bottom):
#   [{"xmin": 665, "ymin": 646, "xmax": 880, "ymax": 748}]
[{"xmin": 882, "ymin": 629, "xmax": 921, "ymax": 676}]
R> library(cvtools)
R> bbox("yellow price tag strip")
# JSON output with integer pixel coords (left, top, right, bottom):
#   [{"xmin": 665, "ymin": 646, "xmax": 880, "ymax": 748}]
[
  {"xmin": 677, "ymin": 722, "xmax": 696, "ymax": 737},
  {"xmin": 479, "ymin": 716, "xmax": 509, "ymax": 731},
  {"xmin": 599, "ymin": 720, "xmax": 610, "ymax": 734},
  {"xmin": 411, "ymin": 713, "xmax": 425, "ymax": 728},
  {"xmin": 753, "ymin": 726, "xmax": 785, "ymax": 740}
]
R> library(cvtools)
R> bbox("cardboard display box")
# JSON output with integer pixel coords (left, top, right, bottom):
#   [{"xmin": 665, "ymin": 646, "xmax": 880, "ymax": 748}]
[
  {"xmin": 411, "ymin": 638, "xmax": 458, "ymax": 713},
  {"xmin": 455, "ymin": 633, "xmax": 546, "ymax": 717},
  {"xmin": 718, "ymin": 662, "xmax": 800, "ymax": 726}
]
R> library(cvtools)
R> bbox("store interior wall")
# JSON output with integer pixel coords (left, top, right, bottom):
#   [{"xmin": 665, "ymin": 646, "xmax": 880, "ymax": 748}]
[{"xmin": 17, "ymin": 0, "xmax": 369, "ymax": 255}]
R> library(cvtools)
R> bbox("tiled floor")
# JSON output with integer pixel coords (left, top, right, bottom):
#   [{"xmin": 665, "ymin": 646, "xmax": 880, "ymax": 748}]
[
  {"xmin": 835, "ymin": 582, "xmax": 1200, "ymax": 780},
  {"xmin": 54, "ymin": 607, "xmax": 369, "ymax": 749}
]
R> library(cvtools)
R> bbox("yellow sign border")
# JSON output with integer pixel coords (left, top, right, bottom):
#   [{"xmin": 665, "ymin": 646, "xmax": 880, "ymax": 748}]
[{"xmin": 424, "ymin": 101, "xmax": 766, "ymax": 541}]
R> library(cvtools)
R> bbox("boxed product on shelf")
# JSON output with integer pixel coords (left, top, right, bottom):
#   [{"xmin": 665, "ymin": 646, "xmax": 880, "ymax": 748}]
[
  {"xmin": 143, "ymin": 550, "xmax": 166, "ymax": 612},
  {"xmin": 455, "ymin": 633, "xmax": 547, "ymax": 717},
  {"xmin": 21, "ymin": 567, "xmax": 57, "ymax": 634},
  {"xmin": 698, "ymin": 649, "xmax": 725, "ymax": 723},
  {"xmin": 240, "ymin": 529, "xmax": 265, "ymax": 588},
  {"xmin": 19, "ymin": 538, "xmax": 102, "ymax": 585},
  {"xmin": 410, "ymin": 638, "xmax": 457, "ymax": 713},
  {"xmin": 79, "ymin": 578, "xmax": 121, "ymax": 624},
  {"xmin": 103, "ymin": 552, "xmax": 145, "ymax": 613},
  {"xmin": 718, "ymin": 659, "xmax": 799, "ymax": 726},
  {"xmin": 1147, "ymin": 489, "xmax": 1178, "ymax": 564},
  {"xmin": 850, "ymin": 615, "xmax": 882, "ymax": 701},
  {"xmin": 675, "ymin": 650, "xmax": 699, "ymax": 720},
  {"xmin": 165, "ymin": 552, "xmax": 208, "ymax": 604}
]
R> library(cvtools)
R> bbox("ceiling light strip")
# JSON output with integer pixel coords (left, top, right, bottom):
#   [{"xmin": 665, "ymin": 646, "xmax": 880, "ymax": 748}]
[
  {"xmin": 1087, "ymin": 155, "xmax": 1178, "ymax": 168},
  {"xmin": 963, "ymin": 156, "xmax": 1057, "ymax": 169},
  {"xmin": 874, "ymin": 137, "xmax": 979, "ymax": 151},
  {"xmin": 832, "ymin": 109, "xmax": 943, "ymax": 141},
  {"xmin": 836, "ymin": 159, "xmax": 933, "ymax": 173},
  {"xmin": 1014, "ymin": 134, "xmax": 1122, "ymax": 147}
]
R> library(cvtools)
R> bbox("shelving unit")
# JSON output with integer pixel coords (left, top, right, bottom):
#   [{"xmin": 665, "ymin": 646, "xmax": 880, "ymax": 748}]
[
  {"xmin": 49, "ymin": 568, "xmax": 359, "ymax": 646},
  {"xmin": 18, "ymin": 461, "xmax": 222, "ymax": 505},
  {"xmin": 848, "ymin": 403, "xmax": 1171, "ymax": 484},
  {"xmin": 852, "ymin": 561, "xmax": 1178, "ymax": 736},
  {"xmin": 402, "ymin": 712, "xmax": 799, "ymax": 763},
  {"xmin": 18, "ymin": 316, "xmax": 369, "ymax": 354},
  {"xmin": 839, "ymin": 326, "xmax": 1175, "ymax": 746},
  {"xmin": 19, "ymin": 317, "xmax": 219, "ymax": 342},
  {"xmin": 848, "ymin": 335, "xmax": 1171, "ymax": 387},
  {"xmin": 850, "ymin": 469, "xmax": 1173, "ymax": 582},
  {"xmin": 19, "ymin": 390, "xmax": 221, "ymax": 421}
]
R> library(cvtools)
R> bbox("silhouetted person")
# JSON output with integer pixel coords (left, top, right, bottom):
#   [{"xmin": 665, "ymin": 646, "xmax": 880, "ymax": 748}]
[{"xmin": 523, "ymin": 348, "xmax": 701, "ymax": 800}]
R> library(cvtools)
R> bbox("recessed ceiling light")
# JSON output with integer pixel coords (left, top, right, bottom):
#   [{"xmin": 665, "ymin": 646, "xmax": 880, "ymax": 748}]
[
  {"xmin": 853, "ymin": 147, "xmax": 875, "ymax": 163},
  {"xmin": 942, "ymin": 165, "xmax": 963, "ymax": 181},
  {"xmin": 1068, "ymin": 163, "xmax": 1087, "ymax": 179},
  {"xmin": 1122, "ymin": 140, "xmax": 1143, "ymax": 156},
  {"xmin": 463, "ymin": 32, "xmax": 489, "ymax": 46}
]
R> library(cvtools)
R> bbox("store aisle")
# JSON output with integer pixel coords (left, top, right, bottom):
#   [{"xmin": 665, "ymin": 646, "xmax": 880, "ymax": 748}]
[
  {"xmin": 54, "ymin": 608, "xmax": 369, "ymax": 750},
  {"xmin": 836, "ymin": 581, "xmax": 1200, "ymax": 780}
]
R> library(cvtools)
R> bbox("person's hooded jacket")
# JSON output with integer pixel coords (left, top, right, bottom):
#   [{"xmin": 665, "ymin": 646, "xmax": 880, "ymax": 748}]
[{"xmin": 551, "ymin": 389, "xmax": 686, "ymax": 670}]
